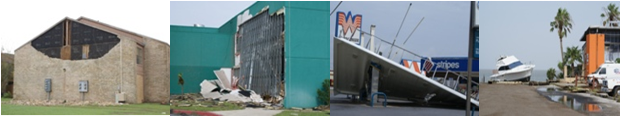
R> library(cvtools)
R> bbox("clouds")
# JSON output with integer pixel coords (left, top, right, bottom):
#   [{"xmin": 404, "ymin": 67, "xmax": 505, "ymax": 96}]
[{"xmin": 0, "ymin": 0, "xmax": 171, "ymax": 52}]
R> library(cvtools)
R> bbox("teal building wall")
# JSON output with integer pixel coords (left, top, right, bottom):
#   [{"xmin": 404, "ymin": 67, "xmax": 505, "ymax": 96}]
[{"xmin": 170, "ymin": 1, "xmax": 329, "ymax": 108}]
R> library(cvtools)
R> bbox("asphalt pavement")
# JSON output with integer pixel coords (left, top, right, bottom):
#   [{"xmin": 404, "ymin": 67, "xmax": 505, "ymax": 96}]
[{"xmin": 330, "ymin": 87, "xmax": 477, "ymax": 116}]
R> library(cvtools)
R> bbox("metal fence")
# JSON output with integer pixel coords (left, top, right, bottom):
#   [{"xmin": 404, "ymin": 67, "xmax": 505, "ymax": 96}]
[{"xmin": 237, "ymin": 11, "xmax": 285, "ymax": 97}]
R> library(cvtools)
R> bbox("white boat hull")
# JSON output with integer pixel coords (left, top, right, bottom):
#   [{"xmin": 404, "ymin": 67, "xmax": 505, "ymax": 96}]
[{"xmin": 490, "ymin": 67, "xmax": 533, "ymax": 82}]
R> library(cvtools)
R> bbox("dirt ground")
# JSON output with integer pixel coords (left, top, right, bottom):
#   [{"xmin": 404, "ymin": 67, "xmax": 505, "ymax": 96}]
[{"xmin": 479, "ymin": 84, "xmax": 584, "ymax": 116}]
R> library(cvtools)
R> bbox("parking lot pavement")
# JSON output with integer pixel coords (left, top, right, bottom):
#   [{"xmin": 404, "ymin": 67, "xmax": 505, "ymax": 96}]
[{"xmin": 330, "ymin": 88, "xmax": 477, "ymax": 116}]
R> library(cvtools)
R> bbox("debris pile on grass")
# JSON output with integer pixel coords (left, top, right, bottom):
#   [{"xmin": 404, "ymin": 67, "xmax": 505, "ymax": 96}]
[{"xmin": 170, "ymin": 79, "xmax": 284, "ymax": 110}]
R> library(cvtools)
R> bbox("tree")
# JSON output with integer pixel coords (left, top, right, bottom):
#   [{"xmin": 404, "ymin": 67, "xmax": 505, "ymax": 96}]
[
  {"xmin": 178, "ymin": 73, "xmax": 184, "ymax": 94},
  {"xmin": 1, "ymin": 62, "xmax": 13, "ymax": 94},
  {"xmin": 565, "ymin": 46, "xmax": 582, "ymax": 87},
  {"xmin": 601, "ymin": 3, "xmax": 620, "ymax": 27},
  {"xmin": 616, "ymin": 58, "xmax": 620, "ymax": 63},
  {"xmin": 547, "ymin": 68, "xmax": 557, "ymax": 81},
  {"xmin": 317, "ymin": 79, "xmax": 330, "ymax": 105},
  {"xmin": 550, "ymin": 8, "xmax": 573, "ymax": 79}
]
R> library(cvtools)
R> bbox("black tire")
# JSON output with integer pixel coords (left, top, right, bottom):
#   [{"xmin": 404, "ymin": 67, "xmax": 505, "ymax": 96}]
[
  {"xmin": 614, "ymin": 87, "xmax": 620, "ymax": 98},
  {"xmin": 610, "ymin": 87, "xmax": 619, "ymax": 97}
]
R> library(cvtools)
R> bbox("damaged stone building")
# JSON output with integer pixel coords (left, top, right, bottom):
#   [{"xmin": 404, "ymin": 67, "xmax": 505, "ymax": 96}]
[
  {"xmin": 171, "ymin": 1, "xmax": 329, "ymax": 108},
  {"xmin": 14, "ymin": 17, "xmax": 170, "ymax": 103}
]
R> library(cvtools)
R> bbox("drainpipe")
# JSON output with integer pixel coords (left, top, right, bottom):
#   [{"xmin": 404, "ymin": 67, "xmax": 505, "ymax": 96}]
[{"xmin": 120, "ymin": 39, "xmax": 123, "ymax": 93}]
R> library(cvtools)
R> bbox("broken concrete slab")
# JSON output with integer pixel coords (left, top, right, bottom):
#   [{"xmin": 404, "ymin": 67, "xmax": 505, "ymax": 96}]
[
  {"xmin": 200, "ymin": 80, "xmax": 218, "ymax": 97},
  {"xmin": 214, "ymin": 68, "xmax": 232, "ymax": 89}
]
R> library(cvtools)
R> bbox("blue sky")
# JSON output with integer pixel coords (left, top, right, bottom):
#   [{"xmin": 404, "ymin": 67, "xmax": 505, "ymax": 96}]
[
  {"xmin": 330, "ymin": 1, "xmax": 473, "ymax": 69},
  {"xmin": 480, "ymin": 1, "xmax": 620, "ymax": 70}
]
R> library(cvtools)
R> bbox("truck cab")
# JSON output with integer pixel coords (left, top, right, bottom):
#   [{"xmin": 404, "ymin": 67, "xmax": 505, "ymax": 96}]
[
  {"xmin": 593, "ymin": 63, "xmax": 620, "ymax": 97},
  {"xmin": 588, "ymin": 66, "xmax": 607, "ymax": 85}
]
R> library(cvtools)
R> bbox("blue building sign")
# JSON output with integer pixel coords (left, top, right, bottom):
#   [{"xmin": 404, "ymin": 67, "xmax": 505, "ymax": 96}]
[
  {"xmin": 474, "ymin": 27, "xmax": 479, "ymax": 58},
  {"xmin": 421, "ymin": 57, "xmax": 479, "ymax": 72}
]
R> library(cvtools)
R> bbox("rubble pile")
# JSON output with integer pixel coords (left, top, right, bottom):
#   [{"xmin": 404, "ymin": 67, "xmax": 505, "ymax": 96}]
[{"xmin": 170, "ymin": 79, "xmax": 284, "ymax": 110}]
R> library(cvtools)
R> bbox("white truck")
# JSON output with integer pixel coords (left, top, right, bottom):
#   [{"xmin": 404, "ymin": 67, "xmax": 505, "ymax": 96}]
[{"xmin": 588, "ymin": 63, "xmax": 620, "ymax": 97}]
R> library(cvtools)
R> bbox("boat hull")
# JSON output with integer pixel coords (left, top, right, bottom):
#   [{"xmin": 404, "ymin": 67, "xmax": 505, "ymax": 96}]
[{"xmin": 490, "ymin": 68, "xmax": 533, "ymax": 82}]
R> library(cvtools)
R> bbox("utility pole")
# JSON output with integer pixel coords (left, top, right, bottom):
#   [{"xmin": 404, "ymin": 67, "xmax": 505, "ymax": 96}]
[{"xmin": 466, "ymin": 1, "xmax": 476, "ymax": 116}]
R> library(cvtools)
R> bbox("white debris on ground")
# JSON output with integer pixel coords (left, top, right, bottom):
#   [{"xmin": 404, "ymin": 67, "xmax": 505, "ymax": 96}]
[{"xmin": 200, "ymin": 79, "xmax": 265, "ymax": 103}]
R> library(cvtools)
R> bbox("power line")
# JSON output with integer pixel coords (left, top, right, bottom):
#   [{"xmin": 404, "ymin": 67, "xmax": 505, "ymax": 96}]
[{"xmin": 330, "ymin": 1, "xmax": 343, "ymax": 16}]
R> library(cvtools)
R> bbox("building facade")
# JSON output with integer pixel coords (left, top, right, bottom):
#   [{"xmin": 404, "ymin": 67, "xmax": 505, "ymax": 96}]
[
  {"xmin": 580, "ymin": 26, "xmax": 620, "ymax": 74},
  {"xmin": 14, "ymin": 17, "xmax": 170, "ymax": 103},
  {"xmin": 171, "ymin": 1, "xmax": 329, "ymax": 108}
]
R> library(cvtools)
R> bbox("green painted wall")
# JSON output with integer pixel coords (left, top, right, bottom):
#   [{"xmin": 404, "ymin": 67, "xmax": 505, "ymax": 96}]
[
  {"xmin": 170, "ymin": 1, "xmax": 330, "ymax": 108},
  {"xmin": 282, "ymin": 1, "xmax": 330, "ymax": 108},
  {"xmin": 170, "ymin": 25, "xmax": 234, "ymax": 95}
]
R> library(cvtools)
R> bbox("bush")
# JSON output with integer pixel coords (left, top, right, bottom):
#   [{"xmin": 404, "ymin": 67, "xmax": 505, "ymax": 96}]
[
  {"xmin": 317, "ymin": 79, "xmax": 330, "ymax": 105},
  {"xmin": 547, "ymin": 68, "xmax": 556, "ymax": 81},
  {"xmin": 3, "ymin": 92, "xmax": 12, "ymax": 98}
]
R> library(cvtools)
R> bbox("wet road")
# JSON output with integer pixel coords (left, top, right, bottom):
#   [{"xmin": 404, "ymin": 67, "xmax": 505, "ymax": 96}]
[
  {"xmin": 330, "ymin": 88, "xmax": 477, "ymax": 116},
  {"xmin": 479, "ymin": 84, "xmax": 584, "ymax": 116},
  {"xmin": 536, "ymin": 86, "xmax": 620, "ymax": 116}
]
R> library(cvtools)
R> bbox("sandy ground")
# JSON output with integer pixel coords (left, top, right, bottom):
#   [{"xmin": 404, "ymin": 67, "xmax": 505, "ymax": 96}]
[{"xmin": 479, "ymin": 84, "xmax": 584, "ymax": 116}]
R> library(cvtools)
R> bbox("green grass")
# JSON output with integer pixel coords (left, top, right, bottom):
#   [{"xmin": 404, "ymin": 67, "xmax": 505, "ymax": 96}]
[
  {"xmin": 274, "ymin": 110, "xmax": 330, "ymax": 116},
  {"xmin": 171, "ymin": 102, "xmax": 244, "ymax": 111},
  {"xmin": 1, "ymin": 98, "xmax": 169, "ymax": 115}
]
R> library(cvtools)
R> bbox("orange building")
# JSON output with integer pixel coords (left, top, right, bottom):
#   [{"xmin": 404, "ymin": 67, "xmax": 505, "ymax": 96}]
[{"xmin": 580, "ymin": 26, "xmax": 620, "ymax": 75}]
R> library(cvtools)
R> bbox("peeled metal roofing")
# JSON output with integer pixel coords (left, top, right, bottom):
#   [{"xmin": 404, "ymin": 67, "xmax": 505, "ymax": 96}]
[{"xmin": 333, "ymin": 37, "xmax": 479, "ymax": 106}]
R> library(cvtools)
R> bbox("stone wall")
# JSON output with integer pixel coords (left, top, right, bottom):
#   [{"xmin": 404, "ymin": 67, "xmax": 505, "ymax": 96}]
[
  {"xmin": 14, "ymin": 36, "xmax": 141, "ymax": 103},
  {"xmin": 143, "ymin": 38, "xmax": 170, "ymax": 103}
]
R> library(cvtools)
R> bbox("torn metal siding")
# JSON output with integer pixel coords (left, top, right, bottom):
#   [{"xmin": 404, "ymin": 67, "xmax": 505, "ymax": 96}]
[{"xmin": 238, "ymin": 10, "xmax": 285, "ymax": 97}]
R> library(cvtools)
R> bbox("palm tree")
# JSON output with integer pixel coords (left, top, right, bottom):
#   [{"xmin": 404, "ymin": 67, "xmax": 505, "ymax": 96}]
[
  {"xmin": 547, "ymin": 68, "xmax": 557, "ymax": 81},
  {"xmin": 557, "ymin": 61, "xmax": 566, "ymax": 79},
  {"xmin": 601, "ymin": 3, "xmax": 620, "ymax": 27},
  {"xmin": 550, "ymin": 8, "xmax": 573, "ymax": 79},
  {"xmin": 565, "ymin": 46, "xmax": 582, "ymax": 87}
]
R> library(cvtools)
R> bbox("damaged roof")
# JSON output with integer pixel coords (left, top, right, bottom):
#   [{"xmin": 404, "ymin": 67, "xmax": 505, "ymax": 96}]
[{"xmin": 16, "ymin": 16, "xmax": 169, "ymax": 51}]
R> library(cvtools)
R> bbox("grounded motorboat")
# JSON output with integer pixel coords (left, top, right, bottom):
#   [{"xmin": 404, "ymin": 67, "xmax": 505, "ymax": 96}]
[{"xmin": 489, "ymin": 55, "xmax": 535, "ymax": 82}]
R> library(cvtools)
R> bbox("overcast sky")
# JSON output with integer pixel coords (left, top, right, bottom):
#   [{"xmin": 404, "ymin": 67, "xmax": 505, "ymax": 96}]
[
  {"xmin": 330, "ymin": 1, "xmax": 475, "ymax": 69},
  {"xmin": 0, "ymin": 0, "xmax": 170, "ymax": 53},
  {"xmin": 170, "ymin": 1, "xmax": 255, "ymax": 27},
  {"xmin": 480, "ymin": 1, "xmax": 620, "ymax": 70}
]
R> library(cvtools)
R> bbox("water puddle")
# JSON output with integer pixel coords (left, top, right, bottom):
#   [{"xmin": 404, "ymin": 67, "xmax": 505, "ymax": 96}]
[
  {"xmin": 537, "ymin": 87, "xmax": 560, "ymax": 92},
  {"xmin": 547, "ymin": 95, "xmax": 603, "ymax": 113},
  {"xmin": 537, "ymin": 87, "xmax": 605, "ymax": 113}
]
